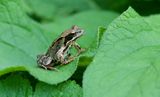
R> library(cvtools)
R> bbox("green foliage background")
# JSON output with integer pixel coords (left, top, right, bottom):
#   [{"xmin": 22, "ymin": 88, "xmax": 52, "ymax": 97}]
[{"xmin": 0, "ymin": 0, "xmax": 160, "ymax": 97}]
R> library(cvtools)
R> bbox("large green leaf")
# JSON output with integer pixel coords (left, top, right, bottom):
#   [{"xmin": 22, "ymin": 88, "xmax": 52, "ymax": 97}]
[
  {"xmin": 34, "ymin": 80, "xmax": 82, "ymax": 97},
  {"xmin": 24, "ymin": 0, "xmax": 99, "ymax": 21},
  {"xmin": 0, "ymin": 75, "xmax": 32, "ymax": 97},
  {"xmin": 83, "ymin": 7, "xmax": 160, "ymax": 97},
  {"xmin": 0, "ymin": 0, "xmax": 79, "ymax": 84}
]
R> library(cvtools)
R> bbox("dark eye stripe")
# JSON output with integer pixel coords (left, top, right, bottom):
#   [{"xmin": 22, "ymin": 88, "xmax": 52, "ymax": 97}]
[{"xmin": 64, "ymin": 33, "xmax": 75, "ymax": 44}]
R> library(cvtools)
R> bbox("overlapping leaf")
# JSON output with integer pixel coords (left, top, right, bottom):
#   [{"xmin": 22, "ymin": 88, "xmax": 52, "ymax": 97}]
[
  {"xmin": 83, "ymin": 7, "xmax": 160, "ymax": 97},
  {"xmin": 0, "ymin": 75, "xmax": 82, "ymax": 97}
]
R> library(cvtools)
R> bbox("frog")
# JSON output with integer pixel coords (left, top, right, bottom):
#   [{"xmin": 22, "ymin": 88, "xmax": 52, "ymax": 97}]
[{"xmin": 37, "ymin": 25, "xmax": 85, "ymax": 70}]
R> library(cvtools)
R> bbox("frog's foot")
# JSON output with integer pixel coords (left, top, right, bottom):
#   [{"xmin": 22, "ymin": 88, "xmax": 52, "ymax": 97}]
[
  {"xmin": 75, "ymin": 48, "xmax": 85, "ymax": 57},
  {"xmin": 79, "ymin": 48, "xmax": 85, "ymax": 54},
  {"xmin": 39, "ymin": 64, "xmax": 48, "ymax": 70},
  {"xmin": 61, "ymin": 56, "xmax": 76, "ymax": 65},
  {"xmin": 40, "ymin": 65, "xmax": 59, "ymax": 71},
  {"xmin": 72, "ymin": 42, "xmax": 85, "ymax": 56}
]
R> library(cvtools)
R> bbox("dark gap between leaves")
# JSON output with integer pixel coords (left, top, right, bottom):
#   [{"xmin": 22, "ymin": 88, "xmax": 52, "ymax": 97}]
[
  {"xmin": 70, "ymin": 56, "xmax": 93, "ymax": 86},
  {"xmin": 27, "ymin": 13, "xmax": 43, "ymax": 23}
]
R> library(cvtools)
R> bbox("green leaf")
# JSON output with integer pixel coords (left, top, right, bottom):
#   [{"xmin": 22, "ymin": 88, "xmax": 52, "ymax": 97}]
[
  {"xmin": 24, "ymin": 0, "xmax": 99, "ymax": 21},
  {"xmin": 83, "ymin": 7, "xmax": 160, "ymax": 97},
  {"xmin": 0, "ymin": 0, "xmax": 78, "ymax": 84},
  {"xmin": 0, "ymin": 75, "xmax": 32, "ymax": 97},
  {"xmin": 34, "ymin": 80, "xmax": 82, "ymax": 97},
  {"xmin": 43, "ymin": 10, "xmax": 119, "ymax": 57}
]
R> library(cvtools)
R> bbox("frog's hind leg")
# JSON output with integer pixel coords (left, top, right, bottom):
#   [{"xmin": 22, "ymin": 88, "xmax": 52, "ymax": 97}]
[
  {"xmin": 46, "ymin": 65, "xmax": 59, "ymax": 71},
  {"xmin": 39, "ymin": 64, "xmax": 48, "ymax": 70},
  {"xmin": 39, "ymin": 64, "xmax": 58, "ymax": 71}
]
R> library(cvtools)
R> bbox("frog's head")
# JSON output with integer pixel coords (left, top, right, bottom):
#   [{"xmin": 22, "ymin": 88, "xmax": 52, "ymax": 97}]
[
  {"xmin": 64, "ymin": 25, "xmax": 84, "ymax": 45},
  {"xmin": 71, "ymin": 25, "xmax": 84, "ymax": 39},
  {"xmin": 37, "ymin": 54, "xmax": 52, "ymax": 66}
]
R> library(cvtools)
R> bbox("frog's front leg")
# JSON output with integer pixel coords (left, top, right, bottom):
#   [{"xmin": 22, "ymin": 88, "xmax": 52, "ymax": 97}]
[
  {"xmin": 58, "ymin": 49, "xmax": 75, "ymax": 64},
  {"xmin": 58, "ymin": 54, "xmax": 73, "ymax": 64},
  {"xmin": 72, "ymin": 42, "xmax": 85, "ymax": 56}
]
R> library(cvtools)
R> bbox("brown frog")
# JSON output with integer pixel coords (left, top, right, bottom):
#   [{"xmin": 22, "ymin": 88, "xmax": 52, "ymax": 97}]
[{"xmin": 37, "ymin": 25, "xmax": 85, "ymax": 70}]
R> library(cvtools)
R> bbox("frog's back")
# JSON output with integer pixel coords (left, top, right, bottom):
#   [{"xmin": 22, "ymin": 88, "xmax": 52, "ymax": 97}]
[{"xmin": 46, "ymin": 37, "xmax": 64, "ymax": 59}]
